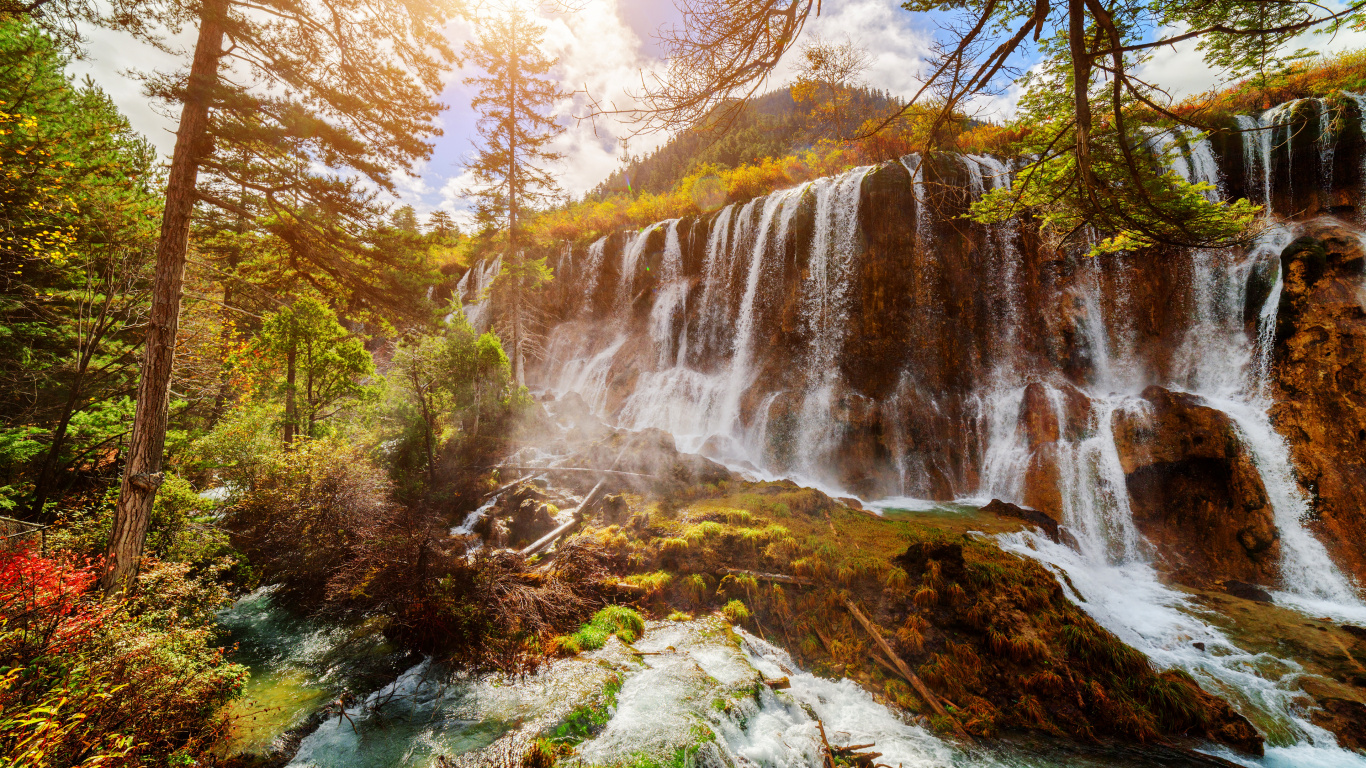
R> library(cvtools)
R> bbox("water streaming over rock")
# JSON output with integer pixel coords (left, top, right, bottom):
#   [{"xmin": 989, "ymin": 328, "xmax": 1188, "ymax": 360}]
[{"xmin": 514, "ymin": 102, "xmax": 1366, "ymax": 764}]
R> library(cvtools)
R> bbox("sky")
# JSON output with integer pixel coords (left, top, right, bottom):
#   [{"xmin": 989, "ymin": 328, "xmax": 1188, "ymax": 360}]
[{"xmin": 66, "ymin": 0, "xmax": 1366, "ymax": 228}]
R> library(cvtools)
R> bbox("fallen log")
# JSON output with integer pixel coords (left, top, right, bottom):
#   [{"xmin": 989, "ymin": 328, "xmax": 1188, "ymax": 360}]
[
  {"xmin": 842, "ymin": 597, "xmax": 972, "ymax": 742},
  {"xmin": 483, "ymin": 474, "xmax": 534, "ymax": 500},
  {"xmin": 720, "ymin": 568, "xmax": 814, "ymax": 586},
  {"xmin": 519, "ymin": 479, "xmax": 610, "ymax": 558},
  {"xmin": 491, "ymin": 465, "xmax": 661, "ymax": 479}
]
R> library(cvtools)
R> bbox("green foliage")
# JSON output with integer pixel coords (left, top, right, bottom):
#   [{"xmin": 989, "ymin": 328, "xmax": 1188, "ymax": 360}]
[
  {"xmin": 562, "ymin": 605, "xmax": 647, "ymax": 652},
  {"xmin": 257, "ymin": 296, "xmax": 378, "ymax": 439},
  {"xmin": 177, "ymin": 402, "xmax": 284, "ymax": 489},
  {"xmin": 384, "ymin": 310, "xmax": 513, "ymax": 490},
  {"xmin": 222, "ymin": 438, "xmax": 396, "ymax": 607},
  {"xmin": 722, "ymin": 599, "xmax": 751, "ymax": 624},
  {"xmin": 0, "ymin": 17, "xmax": 158, "ymax": 514}
]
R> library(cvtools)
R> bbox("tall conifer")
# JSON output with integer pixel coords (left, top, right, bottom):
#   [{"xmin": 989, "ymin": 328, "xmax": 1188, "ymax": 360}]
[{"xmin": 463, "ymin": 3, "xmax": 563, "ymax": 384}]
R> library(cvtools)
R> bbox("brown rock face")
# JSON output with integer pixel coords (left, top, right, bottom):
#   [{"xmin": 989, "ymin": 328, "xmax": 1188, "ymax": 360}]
[
  {"xmin": 1112, "ymin": 386, "xmax": 1281, "ymax": 587},
  {"xmin": 1269, "ymin": 219, "xmax": 1366, "ymax": 586}
]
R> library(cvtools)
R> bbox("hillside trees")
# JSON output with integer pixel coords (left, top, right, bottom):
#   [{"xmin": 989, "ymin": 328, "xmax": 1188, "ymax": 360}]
[
  {"xmin": 391, "ymin": 311, "xmax": 511, "ymax": 485},
  {"xmin": 464, "ymin": 3, "xmax": 563, "ymax": 384},
  {"xmin": 60, "ymin": 0, "xmax": 464, "ymax": 594},
  {"xmin": 625, "ymin": 0, "xmax": 1365, "ymax": 252},
  {"xmin": 0, "ymin": 19, "xmax": 160, "ymax": 519}
]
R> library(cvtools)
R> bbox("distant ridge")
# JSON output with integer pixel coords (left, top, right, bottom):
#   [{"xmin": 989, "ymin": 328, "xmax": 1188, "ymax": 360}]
[{"xmin": 590, "ymin": 85, "xmax": 902, "ymax": 200}]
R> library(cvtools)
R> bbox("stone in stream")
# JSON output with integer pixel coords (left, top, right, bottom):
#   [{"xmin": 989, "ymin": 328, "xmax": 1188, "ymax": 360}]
[{"xmin": 981, "ymin": 498, "xmax": 1061, "ymax": 542}]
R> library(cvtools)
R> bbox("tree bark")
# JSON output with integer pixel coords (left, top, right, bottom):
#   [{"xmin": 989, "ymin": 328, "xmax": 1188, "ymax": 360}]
[
  {"xmin": 100, "ymin": 0, "xmax": 225, "ymax": 596},
  {"xmin": 283, "ymin": 338, "xmax": 297, "ymax": 444}
]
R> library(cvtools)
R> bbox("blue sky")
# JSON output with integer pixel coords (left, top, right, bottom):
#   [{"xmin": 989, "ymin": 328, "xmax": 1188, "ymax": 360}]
[{"xmin": 68, "ymin": 0, "xmax": 1366, "ymax": 227}]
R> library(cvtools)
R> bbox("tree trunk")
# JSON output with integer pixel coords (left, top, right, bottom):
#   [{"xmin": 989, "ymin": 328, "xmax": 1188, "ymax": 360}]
[
  {"xmin": 283, "ymin": 338, "xmax": 297, "ymax": 444},
  {"xmin": 100, "ymin": 0, "xmax": 225, "ymax": 596},
  {"xmin": 472, "ymin": 373, "xmax": 482, "ymax": 437},
  {"xmin": 29, "ymin": 376, "xmax": 84, "ymax": 521},
  {"xmin": 420, "ymin": 388, "xmax": 436, "ymax": 485}
]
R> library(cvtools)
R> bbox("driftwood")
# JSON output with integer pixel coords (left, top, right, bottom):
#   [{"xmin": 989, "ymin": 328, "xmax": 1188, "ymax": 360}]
[
  {"xmin": 815, "ymin": 721, "xmax": 884, "ymax": 768},
  {"xmin": 842, "ymin": 597, "xmax": 972, "ymax": 742},
  {"xmin": 483, "ymin": 474, "xmax": 533, "ymax": 501},
  {"xmin": 519, "ymin": 479, "xmax": 610, "ymax": 558},
  {"xmin": 720, "ymin": 568, "xmax": 814, "ymax": 586},
  {"xmin": 492, "ymin": 465, "xmax": 660, "ymax": 479}
]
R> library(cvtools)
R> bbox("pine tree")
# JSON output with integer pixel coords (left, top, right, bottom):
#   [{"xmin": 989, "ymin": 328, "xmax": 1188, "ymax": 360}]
[
  {"xmin": 426, "ymin": 210, "xmax": 459, "ymax": 241},
  {"xmin": 463, "ymin": 3, "xmax": 563, "ymax": 384}
]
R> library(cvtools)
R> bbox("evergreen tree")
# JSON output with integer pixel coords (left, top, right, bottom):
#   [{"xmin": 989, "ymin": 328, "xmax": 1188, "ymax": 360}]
[
  {"xmin": 463, "ymin": 3, "xmax": 563, "ymax": 384},
  {"xmin": 0, "ymin": 19, "xmax": 160, "ymax": 519},
  {"xmin": 426, "ymin": 210, "xmax": 459, "ymax": 241}
]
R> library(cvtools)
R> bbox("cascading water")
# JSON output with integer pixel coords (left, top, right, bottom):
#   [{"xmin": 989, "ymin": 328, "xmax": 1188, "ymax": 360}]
[{"xmin": 522, "ymin": 99, "xmax": 1366, "ymax": 764}]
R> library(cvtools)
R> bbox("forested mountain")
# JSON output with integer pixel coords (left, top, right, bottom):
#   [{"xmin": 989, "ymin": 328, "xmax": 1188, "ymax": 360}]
[{"xmin": 591, "ymin": 86, "xmax": 902, "ymax": 198}]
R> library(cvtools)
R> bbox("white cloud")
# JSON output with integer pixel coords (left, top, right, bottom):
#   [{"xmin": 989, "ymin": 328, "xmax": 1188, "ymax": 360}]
[
  {"xmin": 770, "ymin": 0, "xmax": 933, "ymax": 95},
  {"xmin": 1135, "ymin": 14, "xmax": 1366, "ymax": 105},
  {"xmin": 66, "ymin": 25, "xmax": 192, "ymax": 159}
]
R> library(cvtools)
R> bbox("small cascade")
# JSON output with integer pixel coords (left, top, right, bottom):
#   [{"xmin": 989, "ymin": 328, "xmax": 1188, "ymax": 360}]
[
  {"xmin": 579, "ymin": 237, "xmax": 608, "ymax": 313},
  {"xmin": 457, "ymin": 254, "xmax": 502, "ymax": 329},
  {"xmin": 616, "ymin": 222, "xmax": 664, "ymax": 315},
  {"xmin": 646, "ymin": 220, "xmax": 687, "ymax": 368}
]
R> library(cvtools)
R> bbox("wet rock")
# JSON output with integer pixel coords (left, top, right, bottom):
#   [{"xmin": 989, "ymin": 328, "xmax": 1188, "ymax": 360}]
[
  {"xmin": 1111, "ymin": 386, "xmax": 1281, "ymax": 588},
  {"xmin": 1022, "ymin": 442, "xmax": 1065, "ymax": 523},
  {"xmin": 981, "ymin": 498, "xmax": 1061, "ymax": 542},
  {"xmin": 509, "ymin": 500, "xmax": 556, "ymax": 546},
  {"xmin": 600, "ymin": 493, "xmax": 627, "ymax": 524},
  {"xmin": 1167, "ymin": 672, "xmax": 1265, "ymax": 756},
  {"xmin": 1269, "ymin": 219, "xmax": 1366, "ymax": 586},
  {"xmin": 1019, "ymin": 382, "xmax": 1061, "ymax": 447},
  {"xmin": 1223, "ymin": 580, "xmax": 1274, "ymax": 603},
  {"xmin": 1310, "ymin": 698, "xmax": 1366, "ymax": 752},
  {"xmin": 573, "ymin": 428, "xmax": 733, "ymax": 495}
]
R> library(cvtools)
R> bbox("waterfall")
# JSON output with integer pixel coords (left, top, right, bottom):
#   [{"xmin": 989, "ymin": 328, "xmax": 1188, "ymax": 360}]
[
  {"xmin": 457, "ymin": 254, "xmax": 502, "ymax": 329},
  {"xmin": 616, "ymin": 222, "xmax": 664, "ymax": 315},
  {"xmin": 526, "ymin": 97, "xmax": 1366, "ymax": 761},
  {"xmin": 790, "ymin": 169, "xmax": 871, "ymax": 479}
]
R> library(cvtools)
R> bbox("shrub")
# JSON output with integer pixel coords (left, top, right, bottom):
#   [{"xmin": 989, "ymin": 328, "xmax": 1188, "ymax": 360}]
[
  {"xmin": 0, "ymin": 548, "xmax": 246, "ymax": 766},
  {"xmin": 223, "ymin": 438, "xmax": 397, "ymax": 608},
  {"xmin": 566, "ymin": 605, "xmax": 646, "ymax": 652},
  {"xmin": 722, "ymin": 599, "xmax": 751, "ymax": 624}
]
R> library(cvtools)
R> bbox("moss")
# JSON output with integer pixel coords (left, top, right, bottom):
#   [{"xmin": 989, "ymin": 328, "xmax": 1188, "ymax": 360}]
[
  {"xmin": 563, "ymin": 606, "xmax": 647, "ymax": 652},
  {"xmin": 547, "ymin": 676, "xmax": 623, "ymax": 746},
  {"xmin": 624, "ymin": 570, "xmax": 674, "ymax": 595},
  {"xmin": 722, "ymin": 599, "xmax": 751, "ymax": 623}
]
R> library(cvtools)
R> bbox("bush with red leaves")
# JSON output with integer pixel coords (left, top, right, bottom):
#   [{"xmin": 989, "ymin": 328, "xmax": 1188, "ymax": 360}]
[{"xmin": 0, "ymin": 544, "xmax": 246, "ymax": 767}]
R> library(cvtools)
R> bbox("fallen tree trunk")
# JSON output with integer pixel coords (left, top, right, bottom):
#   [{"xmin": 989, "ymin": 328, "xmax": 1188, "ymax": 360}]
[
  {"xmin": 492, "ymin": 465, "xmax": 660, "ymax": 479},
  {"xmin": 842, "ymin": 597, "xmax": 972, "ymax": 742},
  {"xmin": 519, "ymin": 479, "xmax": 609, "ymax": 558},
  {"xmin": 720, "ymin": 568, "xmax": 814, "ymax": 586}
]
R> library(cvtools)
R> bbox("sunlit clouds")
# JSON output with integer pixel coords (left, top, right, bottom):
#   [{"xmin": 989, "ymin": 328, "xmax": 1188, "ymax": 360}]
[{"xmin": 69, "ymin": 0, "xmax": 1366, "ymax": 228}]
